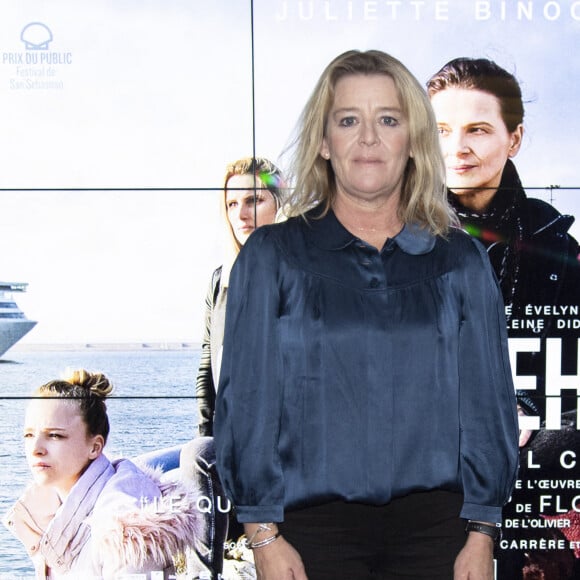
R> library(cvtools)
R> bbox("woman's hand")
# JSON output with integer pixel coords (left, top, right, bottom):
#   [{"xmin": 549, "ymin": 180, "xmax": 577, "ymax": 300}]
[
  {"xmin": 253, "ymin": 535, "xmax": 308, "ymax": 580},
  {"xmin": 453, "ymin": 532, "xmax": 494, "ymax": 580}
]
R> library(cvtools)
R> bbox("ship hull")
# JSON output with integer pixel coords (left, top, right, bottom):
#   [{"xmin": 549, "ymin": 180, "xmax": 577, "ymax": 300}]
[{"xmin": 0, "ymin": 320, "xmax": 37, "ymax": 358}]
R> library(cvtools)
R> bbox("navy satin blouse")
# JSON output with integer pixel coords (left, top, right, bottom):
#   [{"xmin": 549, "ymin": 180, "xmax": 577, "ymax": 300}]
[{"xmin": 214, "ymin": 207, "xmax": 519, "ymax": 525}]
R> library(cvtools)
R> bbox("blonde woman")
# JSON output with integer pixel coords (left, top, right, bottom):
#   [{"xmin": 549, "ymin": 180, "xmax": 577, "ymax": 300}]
[
  {"xmin": 214, "ymin": 50, "xmax": 519, "ymax": 580},
  {"xmin": 180, "ymin": 157, "xmax": 286, "ymax": 578},
  {"xmin": 196, "ymin": 156, "xmax": 286, "ymax": 437}
]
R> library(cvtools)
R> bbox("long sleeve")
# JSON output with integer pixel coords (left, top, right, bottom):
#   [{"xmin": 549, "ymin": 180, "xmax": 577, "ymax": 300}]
[
  {"xmin": 214, "ymin": 229, "xmax": 285, "ymax": 522},
  {"xmin": 195, "ymin": 268, "xmax": 221, "ymax": 437},
  {"xmin": 457, "ymin": 239, "xmax": 520, "ymax": 524}
]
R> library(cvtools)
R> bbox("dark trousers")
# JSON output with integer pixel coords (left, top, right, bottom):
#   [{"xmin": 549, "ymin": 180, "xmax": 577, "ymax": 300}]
[{"xmin": 281, "ymin": 490, "xmax": 465, "ymax": 580}]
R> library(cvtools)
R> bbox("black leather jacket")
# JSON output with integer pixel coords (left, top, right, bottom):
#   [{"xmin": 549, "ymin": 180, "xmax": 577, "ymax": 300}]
[{"xmin": 195, "ymin": 266, "xmax": 223, "ymax": 436}]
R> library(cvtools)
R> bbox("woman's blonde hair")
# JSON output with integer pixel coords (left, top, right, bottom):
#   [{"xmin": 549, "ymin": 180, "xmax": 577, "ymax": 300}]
[
  {"xmin": 222, "ymin": 157, "xmax": 287, "ymax": 254},
  {"xmin": 285, "ymin": 49, "xmax": 457, "ymax": 235},
  {"xmin": 34, "ymin": 369, "xmax": 113, "ymax": 442}
]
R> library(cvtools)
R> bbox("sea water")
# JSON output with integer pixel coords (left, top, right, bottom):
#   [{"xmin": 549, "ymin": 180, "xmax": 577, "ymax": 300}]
[{"xmin": 0, "ymin": 348, "xmax": 200, "ymax": 578}]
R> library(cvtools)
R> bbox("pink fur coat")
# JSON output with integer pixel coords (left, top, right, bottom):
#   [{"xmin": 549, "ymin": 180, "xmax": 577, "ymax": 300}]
[{"xmin": 3, "ymin": 454, "xmax": 201, "ymax": 579}]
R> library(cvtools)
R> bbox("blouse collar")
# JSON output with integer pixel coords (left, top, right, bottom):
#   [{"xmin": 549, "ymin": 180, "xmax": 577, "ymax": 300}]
[{"xmin": 305, "ymin": 206, "xmax": 436, "ymax": 255}]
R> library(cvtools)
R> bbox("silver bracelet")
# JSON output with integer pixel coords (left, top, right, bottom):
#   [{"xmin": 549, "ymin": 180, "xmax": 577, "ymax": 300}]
[
  {"xmin": 250, "ymin": 532, "xmax": 281, "ymax": 549},
  {"xmin": 246, "ymin": 523, "xmax": 274, "ymax": 546}
]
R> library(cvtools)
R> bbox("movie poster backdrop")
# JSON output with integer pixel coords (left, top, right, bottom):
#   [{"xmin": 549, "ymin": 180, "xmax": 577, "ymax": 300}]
[{"xmin": 1, "ymin": 1, "xmax": 579, "ymax": 578}]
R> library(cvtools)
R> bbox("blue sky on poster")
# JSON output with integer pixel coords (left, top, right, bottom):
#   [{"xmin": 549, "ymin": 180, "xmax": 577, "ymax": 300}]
[{"xmin": 0, "ymin": 0, "xmax": 579, "ymax": 343}]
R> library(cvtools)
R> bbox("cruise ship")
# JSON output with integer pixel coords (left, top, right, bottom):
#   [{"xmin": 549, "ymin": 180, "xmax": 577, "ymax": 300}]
[{"xmin": 0, "ymin": 281, "xmax": 37, "ymax": 358}]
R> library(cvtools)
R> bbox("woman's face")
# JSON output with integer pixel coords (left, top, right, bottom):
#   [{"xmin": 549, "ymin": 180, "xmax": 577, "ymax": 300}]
[
  {"xmin": 320, "ymin": 74, "xmax": 412, "ymax": 207},
  {"xmin": 430, "ymin": 87, "xmax": 523, "ymax": 210},
  {"xmin": 24, "ymin": 398, "xmax": 103, "ymax": 498},
  {"xmin": 225, "ymin": 174, "xmax": 278, "ymax": 246}
]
